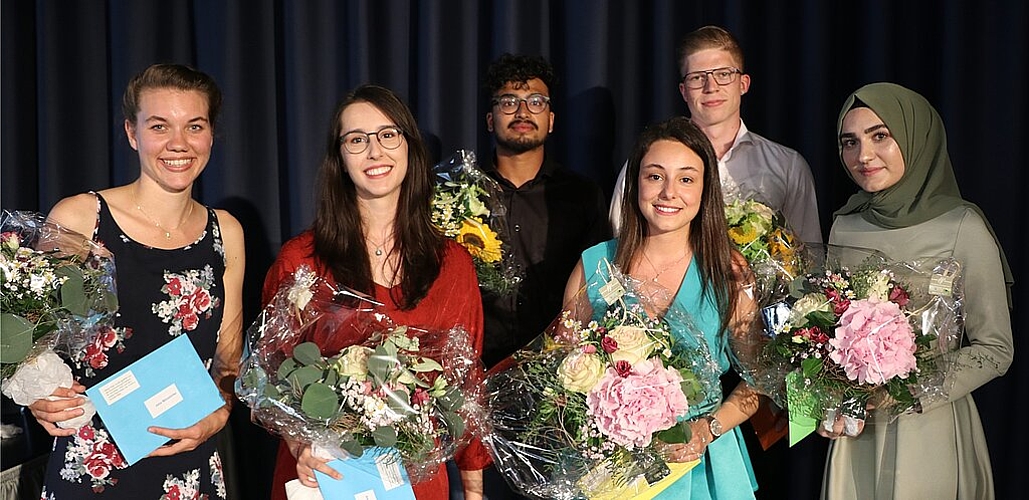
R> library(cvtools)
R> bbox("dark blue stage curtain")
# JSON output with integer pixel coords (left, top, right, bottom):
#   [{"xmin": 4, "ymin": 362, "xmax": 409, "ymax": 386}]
[{"xmin": 2, "ymin": 1, "xmax": 1025, "ymax": 499}]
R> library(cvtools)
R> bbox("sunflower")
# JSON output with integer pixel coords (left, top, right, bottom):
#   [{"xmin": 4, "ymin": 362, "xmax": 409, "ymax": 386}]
[
  {"xmin": 456, "ymin": 218, "xmax": 503, "ymax": 263},
  {"xmin": 728, "ymin": 223, "xmax": 759, "ymax": 246}
]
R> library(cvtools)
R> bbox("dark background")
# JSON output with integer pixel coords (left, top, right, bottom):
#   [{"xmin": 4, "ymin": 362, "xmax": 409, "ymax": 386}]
[{"xmin": 2, "ymin": 1, "xmax": 1025, "ymax": 498}]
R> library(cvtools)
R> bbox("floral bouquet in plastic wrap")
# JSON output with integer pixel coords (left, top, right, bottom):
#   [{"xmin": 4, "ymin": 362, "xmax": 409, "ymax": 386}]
[
  {"xmin": 235, "ymin": 265, "xmax": 487, "ymax": 485},
  {"xmin": 432, "ymin": 150, "xmax": 520, "ymax": 295},
  {"xmin": 1, "ymin": 210, "xmax": 118, "ymax": 429},
  {"xmin": 484, "ymin": 260, "xmax": 721, "ymax": 499},
  {"xmin": 723, "ymin": 196, "xmax": 806, "ymax": 306},
  {"xmin": 734, "ymin": 245, "xmax": 963, "ymax": 445}
]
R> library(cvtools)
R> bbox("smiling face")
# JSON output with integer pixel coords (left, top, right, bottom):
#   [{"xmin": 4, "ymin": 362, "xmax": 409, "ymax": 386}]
[
  {"xmin": 486, "ymin": 78, "xmax": 554, "ymax": 154},
  {"xmin": 637, "ymin": 140, "xmax": 705, "ymax": 238},
  {"xmin": 339, "ymin": 101, "xmax": 409, "ymax": 203},
  {"xmin": 839, "ymin": 106, "xmax": 906, "ymax": 193},
  {"xmin": 678, "ymin": 48, "xmax": 750, "ymax": 129},
  {"xmin": 125, "ymin": 88, "xmax": 213, "ymax": 193}
]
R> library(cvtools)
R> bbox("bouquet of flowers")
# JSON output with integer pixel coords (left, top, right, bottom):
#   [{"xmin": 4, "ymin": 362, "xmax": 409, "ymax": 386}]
[
  {"xmin": 723, "ymin": 197, "xmax": 806, "ymax": 306},
  {"xmin": 740, "ymin": 246, "xmax": 963, "ymax": 444},
  {"xmin": 235, "ymin": 265, "xmax": 486, "ymax": 483},
  {"xmin": 484, "ymin": 261, "xmax": 721, "ymax": 499},
  {"xmin": 1, "ymin": 210, "xmax": 118, "ymax": 428},
  {"xmin": 432, "ymin": 150, "xmax": 520, "ymax": 295}
]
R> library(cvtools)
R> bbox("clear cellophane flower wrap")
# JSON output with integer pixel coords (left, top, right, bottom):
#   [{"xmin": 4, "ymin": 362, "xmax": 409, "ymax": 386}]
[
  {"xmin": 235, "ymin": 265, "xmax": 488, "ymax": 484},
  {"xmin": 483, "ymin": 259, "xmax": 722, "ymax": 499},
  {"xmin": 432, "ymin": 150, "xmax": 521, "ymax": 295},
  {"xmin": 730, "ymin": 244, "xmax": 964, "ymax": 444},
  {"xmin": 722, "ymin": 190, "xmax": 809, "ymax": 307},
  {"xmin": 1, "ymin": 210, "xmax": 118, "ymax": 422}
]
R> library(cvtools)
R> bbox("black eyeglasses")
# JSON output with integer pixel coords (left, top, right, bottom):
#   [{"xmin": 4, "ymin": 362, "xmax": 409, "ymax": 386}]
[
  {"xmin": 681, "ymin": 67, "xmax": 741, "ymax": 89},
  {"xmin": 338, "ymin": 126, "xmax": 405, "ymax": 154},
  {"xmin": 491, "ymin": 93, "xmax": 551, "ymax": 115}
]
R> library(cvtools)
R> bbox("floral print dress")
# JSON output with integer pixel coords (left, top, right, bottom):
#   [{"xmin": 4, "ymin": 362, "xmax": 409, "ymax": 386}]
[{"xmin": 40, "ymin": 193, "xmax": 227, "ymax": 499}]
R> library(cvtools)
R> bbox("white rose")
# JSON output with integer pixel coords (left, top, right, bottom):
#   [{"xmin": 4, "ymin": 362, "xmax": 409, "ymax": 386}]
[
  {"xmin": 335, "ymin": 345, "xmax": 374, "ymax": 379},
  {"xmin": 607, "ymin": 326, "xmax": 656, "ymax": 366},
  {"xmin": 557, "ymin": 351, "xmax": 605, "ymax": 393},
  {"xmin": 866, "ymin": 273, "xmax": 892, "ymax": 301}
]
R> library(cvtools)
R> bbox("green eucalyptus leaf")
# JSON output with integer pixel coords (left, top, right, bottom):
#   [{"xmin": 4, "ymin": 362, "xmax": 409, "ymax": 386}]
[
  {"xmin": 411, "ymin": 357, "xmax": 444, "ymax": 372},
  {"xmin": 372, "ymin": 425, "xmax": 398, "ymax": 447},
  {"xmin": 103, "ymin": 289, "xmax": 119, "ymax": 313},
  {"xmin": 277, "ymin": 358, "xmax": 299, "ymax": 380},
  {"xmin": 288, "ymin": 365, "xmax": 325, "ymax": 391},
  {"xmin": 383, "ymin": 388, "xmax": 415, "ymax": 416},
  {"xmin": 0, "ymin": 314, "xmax": 34, "ymax": 363},
  {"xmin": 437, "ymin": 386, "xmax": 465, "ymax": 411},
  {"xmin": 292, "ymin": 342, "xmax": 324, "ymax": 367},
  {"xmin": 58, "ymin": 270, "xmax": 89, "ymax": 316},
  {"xmin": 300, "ymin": 383, "xmax": 339, "ymax": 420},
  {"xmin": 367, "ymin": 351, "xmax": 394, "ymax": 384},
  {"xmin": 340, "ymin": 438, "xmax": 364, "ymax": 458},
  {"xmin": 441, "ymin": 409, "xmax": 465, "ymax": 438}
]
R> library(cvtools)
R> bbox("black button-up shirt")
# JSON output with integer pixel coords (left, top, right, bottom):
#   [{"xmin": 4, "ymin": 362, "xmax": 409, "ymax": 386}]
[{"xmin": 481, "ymin": 153, "xmax": 611, "ymax": 367}]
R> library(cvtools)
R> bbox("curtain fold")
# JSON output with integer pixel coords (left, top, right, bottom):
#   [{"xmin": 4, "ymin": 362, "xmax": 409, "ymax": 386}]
[{"xmin": 2, "ymin": 1, "xmax": 1025, "ymax": 499}]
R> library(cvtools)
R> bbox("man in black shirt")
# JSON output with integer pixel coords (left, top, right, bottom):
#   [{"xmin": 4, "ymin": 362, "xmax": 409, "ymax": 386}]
[{"xmin": 480, "ymin": 53, "xmax": 610, "ymax": 369}]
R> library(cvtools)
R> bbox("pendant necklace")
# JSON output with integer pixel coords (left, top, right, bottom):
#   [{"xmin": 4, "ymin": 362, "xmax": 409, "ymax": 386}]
[
  {"xmin": 641, "ymin": 248, "xmax": 690, "ymax": 283},
  {"xmin": 133, "ymin": 189, "xmax": 194, "ymax": 240},
  {"xmin": 366, "ymin": 233, "xmax": 390, "ymax": 257}
]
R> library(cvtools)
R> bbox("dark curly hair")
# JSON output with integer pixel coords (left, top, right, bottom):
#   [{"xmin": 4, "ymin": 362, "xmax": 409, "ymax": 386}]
[{"xmin": 483, "ymin": 53, "xmax": 557, "ymax": 96}]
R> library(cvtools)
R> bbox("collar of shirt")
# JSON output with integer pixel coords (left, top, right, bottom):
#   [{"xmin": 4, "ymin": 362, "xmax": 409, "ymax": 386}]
[
  {"xmin": 487, "ymin": 150, "xmax": 557, "ymax": 190},
  {"xmin": 719, "ymin": 118, "xmax": 752, "ymax": 166}
]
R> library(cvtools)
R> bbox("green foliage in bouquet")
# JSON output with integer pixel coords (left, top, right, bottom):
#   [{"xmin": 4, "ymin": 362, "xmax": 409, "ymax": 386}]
[
  {"xmin": 260, "ymin": 327, "xmax": 466, "ymax": 460},
  {"xmin": 1, "ymin": 231, "xmax": 118, "ymax": 379}
]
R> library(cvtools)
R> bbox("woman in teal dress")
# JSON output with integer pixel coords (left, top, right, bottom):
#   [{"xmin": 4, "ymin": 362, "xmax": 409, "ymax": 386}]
[{"xmin": 564, "ymin": 116, "xmax": 760, "ymax": 499}]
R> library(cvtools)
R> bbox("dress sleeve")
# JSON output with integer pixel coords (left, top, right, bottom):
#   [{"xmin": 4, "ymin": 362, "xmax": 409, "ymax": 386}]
[
  {"xmin": 444, "ymin": 243, "xmax": 492, "ymax": 471},
  {"xmin": 924, "ymin": 210, "xmax": 1013, "ymax": 411}
]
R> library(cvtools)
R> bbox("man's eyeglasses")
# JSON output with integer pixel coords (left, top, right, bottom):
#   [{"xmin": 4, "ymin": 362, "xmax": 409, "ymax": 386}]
[
  {"xmin": 491, "ymin": 93, "xmax": 551, "ymax": 115},
  {"xmin": 338, "ymin": 126, "xmax": 405, "ymax": 154},
  {"xmin": 681, "ymin": 67, "xmax": 742, "ymax": 89}
]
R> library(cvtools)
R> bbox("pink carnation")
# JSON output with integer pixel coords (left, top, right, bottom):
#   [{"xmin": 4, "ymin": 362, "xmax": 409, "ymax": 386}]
[
  {"xmin": 585, "ymin": 358, "xmax": 689, "ymax": 448},
  {"xmin": 829, "ymin": 298, "xmax": 916, "ymax": 385}
]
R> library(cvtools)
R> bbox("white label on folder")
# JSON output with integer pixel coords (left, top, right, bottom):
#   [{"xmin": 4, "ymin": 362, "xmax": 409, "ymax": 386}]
[
  {"xmin": 354, "ymin": 491, "xmax": 377, "ymax": 500},
  {"xmin": 98, "ymin": 370, "xmax": 141, "ymax": 406},
  {"xmin": 144, "ymin": 384, "xmax": 184, "ymax": 418},
  {"xmin": 375, "ymin": 455, "xmax": 405, "ymax": 491}
]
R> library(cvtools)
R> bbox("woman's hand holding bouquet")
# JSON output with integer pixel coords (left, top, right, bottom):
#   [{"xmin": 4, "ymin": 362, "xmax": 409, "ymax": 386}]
[{"xmin": 1, "ymin": 210, "xmax": 118, "ymax": 434}]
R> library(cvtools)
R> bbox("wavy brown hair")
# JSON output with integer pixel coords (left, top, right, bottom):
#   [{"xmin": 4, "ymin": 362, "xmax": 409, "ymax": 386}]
[
  {"xmin": 311, "ymin": 85, "xmax": 445, "ymax": 310},
  {"xmin": 616, "ymin": 116, "xmax": 737, "ymax": 332}
]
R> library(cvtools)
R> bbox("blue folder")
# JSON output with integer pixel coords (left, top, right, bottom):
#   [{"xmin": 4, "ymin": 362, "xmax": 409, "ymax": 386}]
[
  {"xmin": 315, "ymin": 448, "xmax": 416, "ymax": 500},
  {"xmin": 85, "ymin": 333, "xmax": 225, "ymax": 465}
]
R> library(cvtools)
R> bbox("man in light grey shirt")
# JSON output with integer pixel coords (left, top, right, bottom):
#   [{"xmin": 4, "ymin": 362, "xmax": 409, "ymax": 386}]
[{"xmin": 610, "ymin": 26, "xmax": 821, "ymax": 244}]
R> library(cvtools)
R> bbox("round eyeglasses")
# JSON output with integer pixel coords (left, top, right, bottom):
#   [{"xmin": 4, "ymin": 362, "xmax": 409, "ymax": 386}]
[
  {"xmin": 681, "ymin": 67, "xmax": 741, "ymax": 89},
  {"xmin": 491, "ymin": 93, "xmax": 551, "ymax": 115},
  {"xmin": 338, "ymin": 126, "xmax": 405, "ymax": 154}
]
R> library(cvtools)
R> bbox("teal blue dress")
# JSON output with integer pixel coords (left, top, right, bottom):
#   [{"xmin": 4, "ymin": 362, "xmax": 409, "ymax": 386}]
[{"xmin": 582, "ymin": 240, "xmax": 758, "ymax": 500}]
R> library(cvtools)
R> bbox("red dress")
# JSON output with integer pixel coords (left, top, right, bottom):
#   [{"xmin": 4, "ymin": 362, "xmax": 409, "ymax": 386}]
[{"xmin": 263, "ymin": 231, "xmax": 491, "ymax": 500}]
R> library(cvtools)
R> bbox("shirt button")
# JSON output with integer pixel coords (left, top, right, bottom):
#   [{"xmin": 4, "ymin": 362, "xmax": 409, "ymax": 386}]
[{"xmin": 514, "ymin": 224, "xmax": 521, "ymax": 232}]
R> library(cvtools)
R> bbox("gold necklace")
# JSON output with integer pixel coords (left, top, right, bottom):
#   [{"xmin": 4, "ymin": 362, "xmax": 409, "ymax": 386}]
[
  {"xmin": 133, "ymin": 190, "xmax": 194, "ymax": 240},
  {"xmin": 641, "ymin": 248, "xmax": 690, "ymax": 283}
]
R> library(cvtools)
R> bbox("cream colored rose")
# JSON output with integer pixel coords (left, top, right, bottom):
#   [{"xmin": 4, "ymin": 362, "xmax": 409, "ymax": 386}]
[
  {"xmin": 557, "ymin": 351, "xmax": 605, "ymax": 393},
  {"xmin": 865, "ymin": 273, "xmax": 892, "ymax": 301},
  {"xmin": 788, "ymin": 293, "xmax": 832, "ymax": 327},
  {"xmin": 607, "ymin": 326, "xmax": 656, "ymax": 366},
  {"xmin": 335, "ymin": 345, "xmax": 374, "ymax": 379}
]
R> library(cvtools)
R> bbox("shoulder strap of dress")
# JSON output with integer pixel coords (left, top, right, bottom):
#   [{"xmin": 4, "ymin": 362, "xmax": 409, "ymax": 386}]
[{"xmin": 87, "ymin": 191, "xmax": 104, "ymax": 241}]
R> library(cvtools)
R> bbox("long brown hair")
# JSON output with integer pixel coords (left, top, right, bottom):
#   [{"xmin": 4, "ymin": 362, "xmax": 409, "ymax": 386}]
[
  {"xmin": 311, "ymin": 85, "xmax": 445, "ymax": 310},
  {"xmin": 616, "ymin": 116, "xmax": 737, "ymax": 332}
]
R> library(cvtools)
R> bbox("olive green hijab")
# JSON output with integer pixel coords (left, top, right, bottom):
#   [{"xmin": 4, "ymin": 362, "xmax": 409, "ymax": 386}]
[{"xmin": 834, "ymin": 82, "xmax": 1012, "ymax": 305}]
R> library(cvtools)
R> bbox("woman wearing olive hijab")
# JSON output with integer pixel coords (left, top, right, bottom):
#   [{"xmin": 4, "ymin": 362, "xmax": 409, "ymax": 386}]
[{"xmin": 820, "ymin": 82, "xmax": 1013, "ymax": 499}]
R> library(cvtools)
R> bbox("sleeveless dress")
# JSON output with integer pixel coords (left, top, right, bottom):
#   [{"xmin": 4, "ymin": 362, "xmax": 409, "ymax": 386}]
[
  {"xmin": 582, "ymin": 240, "xmax": 758, "ymax": 500},
  {"xmin": 40, "ymin": 193, "xmax": 228, "ymax": 499}
]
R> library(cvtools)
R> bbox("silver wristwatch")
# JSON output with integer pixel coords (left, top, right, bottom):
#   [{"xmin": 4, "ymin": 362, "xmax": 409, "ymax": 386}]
[{"xmin": 705, "ymin": 415, "xmax": 724, "ymax": 439}]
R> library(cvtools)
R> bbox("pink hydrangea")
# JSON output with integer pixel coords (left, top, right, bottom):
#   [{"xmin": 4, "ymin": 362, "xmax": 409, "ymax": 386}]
[
  {"xmin": 829, "ymin": 298, "xmax": 916, "ymax": 385},
  {"xmin": 585, "ymin": 358, "xmax": 689, "ymax": 448}
]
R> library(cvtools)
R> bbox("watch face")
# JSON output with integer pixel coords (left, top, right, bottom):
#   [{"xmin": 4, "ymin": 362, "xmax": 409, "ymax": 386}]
[{"xmin": 709, "ymin": 417, "xmax": 724, "ymax": 437}]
